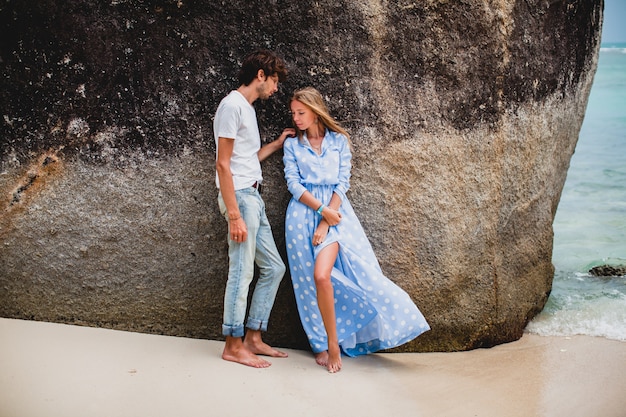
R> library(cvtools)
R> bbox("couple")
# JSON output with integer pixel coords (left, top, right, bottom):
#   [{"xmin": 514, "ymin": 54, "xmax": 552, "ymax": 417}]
[{"xmin": 214, "ymin": 50, "xmax": 430, "ymax": 373}]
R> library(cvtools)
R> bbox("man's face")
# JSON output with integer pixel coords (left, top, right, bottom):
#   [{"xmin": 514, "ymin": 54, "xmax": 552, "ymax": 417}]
[{"xmin": 258, "ymin": 73, "xmax": 279, "ymax": 100}]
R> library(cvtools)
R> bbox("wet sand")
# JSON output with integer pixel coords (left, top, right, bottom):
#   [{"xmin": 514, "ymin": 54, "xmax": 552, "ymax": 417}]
[{"xmin": 1, "ymin": 317, "xmax": 624, "ymax": 417}]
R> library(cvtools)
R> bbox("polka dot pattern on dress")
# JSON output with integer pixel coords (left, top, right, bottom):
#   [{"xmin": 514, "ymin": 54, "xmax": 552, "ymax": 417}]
[{"xmin": 283, "ymin": 131, "xmax": 430, "ymax": 356}]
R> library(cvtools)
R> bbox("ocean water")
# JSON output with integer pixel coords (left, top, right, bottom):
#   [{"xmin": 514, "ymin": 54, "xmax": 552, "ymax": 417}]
[{"xmin": 525, "ymin": 43, "xmax": 626, "ymax": 341}]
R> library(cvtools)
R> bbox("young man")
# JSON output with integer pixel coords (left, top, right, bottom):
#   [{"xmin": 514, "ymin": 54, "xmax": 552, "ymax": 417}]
[{"xmin": 214, "ymin": 49, "xmax": 295, "ymax": 368}]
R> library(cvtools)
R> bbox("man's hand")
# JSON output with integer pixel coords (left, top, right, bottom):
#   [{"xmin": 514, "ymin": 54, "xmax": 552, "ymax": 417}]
[
  {"xmin": 230, "ymin": 217, "xmax": 248, "ymax": 242},
  {"xmin": 277, "ymin": 128, "xmax": 297, "ymax": 145},
  {"xmin": 258, "ymin": 128, "xmax": 296, "ymax": 161}
]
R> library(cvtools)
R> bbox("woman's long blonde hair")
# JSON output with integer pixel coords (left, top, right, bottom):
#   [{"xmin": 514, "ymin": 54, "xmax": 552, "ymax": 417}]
[{"xmin": 291, "ymin": 87, "xmax": 350, "ymax": 142}]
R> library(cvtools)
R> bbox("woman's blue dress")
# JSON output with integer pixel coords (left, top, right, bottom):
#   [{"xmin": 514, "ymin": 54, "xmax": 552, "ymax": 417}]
[{"xmin": 283, "ymin": 130, "xmax": 430, "ymax": 356}]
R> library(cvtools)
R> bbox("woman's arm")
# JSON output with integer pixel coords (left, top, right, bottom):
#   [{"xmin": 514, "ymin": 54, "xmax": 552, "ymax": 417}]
[
  {"xmin": 283, "ymin": 138, "xmax": 307, "ymax": 200},
  {"xmin": 333, "ymin": 134, "xmax": 352, "ymax": 202},
  {"xmin": 298, "ymin": 190, "xmax": 342, "ymax": 226}
]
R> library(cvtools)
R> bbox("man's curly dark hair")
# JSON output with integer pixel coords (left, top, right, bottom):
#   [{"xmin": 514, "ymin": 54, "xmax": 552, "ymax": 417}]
[{"xmin": 237, "ymin": 49, "xmax": 288, "ymax": 86}]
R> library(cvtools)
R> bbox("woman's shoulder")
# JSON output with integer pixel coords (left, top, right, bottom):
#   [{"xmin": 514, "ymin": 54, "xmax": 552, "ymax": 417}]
[
  {"xmin": 284, "ymin": 135, "xmax": 301, "ymax": 151},
  {"xmin": 326, "ymin": 130, "xmax": 349, "ymax": 146}
]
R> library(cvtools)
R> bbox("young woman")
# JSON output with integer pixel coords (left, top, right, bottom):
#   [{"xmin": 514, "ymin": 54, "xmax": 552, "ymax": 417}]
[{"xmin": 283, "ymin": 87, "xmax": 430, "ymax": 373}]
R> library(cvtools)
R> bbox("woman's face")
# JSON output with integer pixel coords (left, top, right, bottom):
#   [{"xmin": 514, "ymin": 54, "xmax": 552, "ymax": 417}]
[{"xmin": 290, "ymin": 100, "xmax": 317, "ymax": 132}]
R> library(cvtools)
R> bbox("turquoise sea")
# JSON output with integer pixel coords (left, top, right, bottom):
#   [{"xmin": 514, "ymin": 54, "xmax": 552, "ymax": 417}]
[{"xmin": 525, "ymin": 43, "xmax": 626, "ymax": 341}]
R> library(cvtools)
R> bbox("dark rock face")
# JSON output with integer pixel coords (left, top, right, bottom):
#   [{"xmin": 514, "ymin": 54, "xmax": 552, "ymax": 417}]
[{"xmin": 0, "ymin": 0, "xmax": 603, "ymax": 351}]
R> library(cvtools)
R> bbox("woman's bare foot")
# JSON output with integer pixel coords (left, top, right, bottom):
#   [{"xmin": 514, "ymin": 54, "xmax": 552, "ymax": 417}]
[
  {"xmin": 222, "ymin": 336, "xmax": 271, "ymax": 368},
  {"xmin": 326, "ymin": 345, "xmax": 342, "ymax": 373},
  {"xmin": 315, "ymin": 351, "xmax": 329, "ymax": 367},
  {"xmin": 315, "ymin": 348, "xmax": 342, "ymax": 373}
]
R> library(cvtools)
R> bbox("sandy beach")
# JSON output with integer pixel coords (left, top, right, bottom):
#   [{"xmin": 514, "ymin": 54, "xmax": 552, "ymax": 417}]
[{"xmin": 1, "ymin": 317, "xmax": 624, "ymax": 417}]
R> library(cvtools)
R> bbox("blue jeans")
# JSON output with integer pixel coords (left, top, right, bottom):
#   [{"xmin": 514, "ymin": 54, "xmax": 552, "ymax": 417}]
[{"xmin": 218, "ymin": 187, "xmax": 286, "ymax": 337}]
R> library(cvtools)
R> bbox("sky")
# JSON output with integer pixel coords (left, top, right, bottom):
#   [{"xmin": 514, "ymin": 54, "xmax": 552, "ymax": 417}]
[{"xmin": 603, "ymin": 0, "xmax": 626, "ymax": 43}]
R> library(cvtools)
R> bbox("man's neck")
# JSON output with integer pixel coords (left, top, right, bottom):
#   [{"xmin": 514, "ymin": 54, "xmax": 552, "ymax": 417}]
[{"xmin": 237, "ymin": 84, "xmax": 258, "ymax": 105}]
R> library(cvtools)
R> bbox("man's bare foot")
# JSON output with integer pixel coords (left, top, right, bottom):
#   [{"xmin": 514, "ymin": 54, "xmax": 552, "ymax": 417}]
[
  {"xmin": 222, "ymin": 346, "xmax": 271, "ymax": 368},
  {"xmin": 222, "ymin": 337, "xmax": 271, "ymax": 368},
  {"xmin": 243, "ymin": 330, "xmax": 288, "ymax": 358},
  {"xmin": 243, "ymin": 338, "xmax": 288, "ymax": 358}
]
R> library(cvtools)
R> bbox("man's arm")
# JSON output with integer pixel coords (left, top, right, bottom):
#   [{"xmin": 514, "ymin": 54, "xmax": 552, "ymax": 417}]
[
  {"xmin": 257, "ymin": 128, "xmax": 295, "ymax": 162},
  {"xmin": 216, "ymin": 136, "xmax": 248, "ymax": 242}
]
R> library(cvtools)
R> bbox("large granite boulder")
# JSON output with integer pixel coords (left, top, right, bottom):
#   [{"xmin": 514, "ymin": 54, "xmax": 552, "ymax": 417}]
[{"xmin": 0, "ymin": 0, "xmax": 603, "ymax": 351}]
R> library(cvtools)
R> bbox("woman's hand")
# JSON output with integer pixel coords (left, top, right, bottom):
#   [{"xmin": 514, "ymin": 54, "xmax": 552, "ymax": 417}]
[
  {"xmin": 313, "ymin": 220, "xmax": 330, "ymax": 246},
  {"xmin": 321, "ymin": 206, "xmax": 342, "ymax": 226}
]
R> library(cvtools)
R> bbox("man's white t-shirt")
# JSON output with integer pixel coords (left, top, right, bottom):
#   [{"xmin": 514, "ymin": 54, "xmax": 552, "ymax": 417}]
[{"xmin": 214, "ymin": 90, "xmax": 262, "ymax": 190}]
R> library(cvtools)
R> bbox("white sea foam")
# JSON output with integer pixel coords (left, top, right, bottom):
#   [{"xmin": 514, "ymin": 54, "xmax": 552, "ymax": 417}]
[
  {"xmin": 599, "ymin": 47, "xmax": 626, "ymax": 53},
  {"xmin": 526, "ymin": 276, "xmax": 626, "ymax": 341}
]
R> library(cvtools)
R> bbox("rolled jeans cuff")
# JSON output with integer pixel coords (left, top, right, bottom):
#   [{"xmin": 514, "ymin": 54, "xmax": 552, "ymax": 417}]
[
  {"xmin": 246, "ymin": 318, "xmax": 268, "ymax": 332},
  {"xmin": 222, "ymin": 324, "xmax": 245, "ymax": 338}
]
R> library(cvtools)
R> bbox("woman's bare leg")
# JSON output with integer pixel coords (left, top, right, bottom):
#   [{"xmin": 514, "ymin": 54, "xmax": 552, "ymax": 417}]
[{"xmin": 314, "ymin": 242, "xmax": 342, "ymax": 373}]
